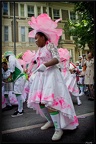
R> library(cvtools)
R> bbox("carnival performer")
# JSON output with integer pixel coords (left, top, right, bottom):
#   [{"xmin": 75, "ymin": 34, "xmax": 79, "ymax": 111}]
[
  {"xmin": 4, "ymin": 51, "xmax": 26, "ymax": 117},
  {"xmin": 27, "ymin": 13, "xmax": 79, "ymax": 141},
  {"xmin": 58, "ymin": 48, "xmax": 82, "ymax": 106},
  {"xmin": 21, "ymin": 50, "xmax": 36, "ymax": 101},
  {"xmin": 2, "ymin": 61, "xmax": 18, "ymax": 110}
]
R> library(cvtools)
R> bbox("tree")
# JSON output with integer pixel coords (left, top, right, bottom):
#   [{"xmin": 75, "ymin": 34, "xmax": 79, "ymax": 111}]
[{"xmin": 66, "ymin": 2, "xmax": 95, "ymax": 52}]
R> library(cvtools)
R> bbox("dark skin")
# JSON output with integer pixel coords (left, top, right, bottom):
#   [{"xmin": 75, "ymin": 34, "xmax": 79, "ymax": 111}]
[
  {"xmin": 2, "ymin": 62, "xmax": 12, "ymax": 82},
  {"xmin": 5, "ymin": 55, "xmax": 13, "ymax": 79},
  {"xmin": 35, "ymin": 33, "xmax": 59, "ymax": 112},
  {"xmin": 6, "ymin": 56, "xmax": 9, "ymax": 61},
  {"xmin": 35, "ymin": 33, "xmax": 59, "ymax": 68}
]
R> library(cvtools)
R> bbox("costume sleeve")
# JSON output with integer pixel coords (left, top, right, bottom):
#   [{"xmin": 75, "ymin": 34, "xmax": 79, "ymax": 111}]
[
  {"xmin": 8, "ymin": 56, "xmax": 16, "ymax": 73},
  {"xmin": 47, "ymin": 43, "xmax": 60, "ymax": 62}
]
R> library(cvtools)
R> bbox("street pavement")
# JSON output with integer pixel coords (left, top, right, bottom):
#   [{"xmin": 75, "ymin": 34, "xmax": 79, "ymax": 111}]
[{"xmin": 1, "ymin": 94, "xmax": 95, "ymax": 143}]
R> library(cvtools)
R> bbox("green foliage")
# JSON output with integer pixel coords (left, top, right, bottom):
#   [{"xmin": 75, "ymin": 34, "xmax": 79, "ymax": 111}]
[{"xmin": 67, "ymin": 2, "xmax": 94, "ymax": 51}]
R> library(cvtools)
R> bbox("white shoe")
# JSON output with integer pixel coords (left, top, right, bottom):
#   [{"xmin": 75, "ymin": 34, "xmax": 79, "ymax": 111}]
[
  {"xmin": 79, "ymin": 92, "xmax": 84, "ymax": 96},
  {"xmin": 52, "ymin": 129, "xmax": 63, "ymax": 141},
  {"xmin": 77, "ymin": 100, "xmax": 82, "ymax": 106},
  {"xmin": 41, "ymin": 121, "xmax": 54, "ymax": 130}
]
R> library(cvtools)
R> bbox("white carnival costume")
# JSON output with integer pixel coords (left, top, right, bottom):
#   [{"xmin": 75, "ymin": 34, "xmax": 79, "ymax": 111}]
[
  {"xmin": 58, "ymin": 48, "xmax": 82, "ymax": 105},
  {"xmin": 7, "ymin": 54, "xmax": 26, "ymax": 97},
  {"xmin": 4, "ymin": 51, "xmax": 26, "ymax": 117},
  {"xmin": 27, "ymin": 43, "xmax": 79, "ymax": 130},
  {"xmin": 27, "ymin": 14, "xmax": 79, "ymax": 140},
  {"xmin": 2, "ymin": 67, "xmax": 18, "ymax": 106}
]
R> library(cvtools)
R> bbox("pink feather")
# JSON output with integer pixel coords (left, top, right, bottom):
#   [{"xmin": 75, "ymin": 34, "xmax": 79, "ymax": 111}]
[
  {"xmin": 58, "ymin": 48, "xmax": 70, "ymax": 61},
  {"xmin": 28, "ymin": 13, "xmax": 63, "ymax": 46},
  {"xmin": 22, "ymin": 50, "xmax": 35, "ymax": 63}
]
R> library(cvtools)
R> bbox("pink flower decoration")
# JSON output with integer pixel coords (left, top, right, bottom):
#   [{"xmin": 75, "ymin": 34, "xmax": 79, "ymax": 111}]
[
  {"xmin": 28, "ymin": 13, "xmax": 63, "ymax": 46},
  {"xmin": 22, "ymin": 50, "xmax": 35, "ymax": 63},
  {"xmin": 58, "ymin": 48, "xmax": 70, "ymax": 61}
]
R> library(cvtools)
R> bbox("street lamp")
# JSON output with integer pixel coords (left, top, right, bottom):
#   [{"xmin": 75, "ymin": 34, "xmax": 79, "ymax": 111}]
[{"xmin": 13, "ymin": 2, "xmax": 16, "ymax": 55}]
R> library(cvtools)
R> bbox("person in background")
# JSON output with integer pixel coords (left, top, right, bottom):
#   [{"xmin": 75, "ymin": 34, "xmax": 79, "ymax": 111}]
[
  {"xmin": 75, "ymin": 61, "xmax": 80, "ymax": 71},
  {"xmin": 81, "ymin": 54, "xmax": 87, "ymax": 66},
  {"xmin": 79, "ymin": 64, "xmax": 88, "ymax": 95},
  {"xmin": 75, "ymin": 60, "xmax": 85, "ymax": 96},
  {"xmin": 78, "ymin": 56, "xmax": 83, "ymax": 72},
  {"xmin": 58, "ymin": 48, "xmax": 82, "ymax": 106},
  {"xmin": 4, "ymin": 51, "xmax": 26, "ymax": 117},
  {"xmin": 2, "ymin": 62, "xmax": 13, "ymax": 110},
  {"xmin": 27, "ymin": 13, "xmax": 79, "ymax": 141},
  {"xmin": 84, "ymin": 52, "xmax": 94, "ymax": 100}
]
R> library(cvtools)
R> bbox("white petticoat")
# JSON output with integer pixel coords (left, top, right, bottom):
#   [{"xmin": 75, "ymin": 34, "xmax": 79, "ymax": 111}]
[{"xmin": 27, "ymin": 66, "xmax": 79, "ymax": 130}]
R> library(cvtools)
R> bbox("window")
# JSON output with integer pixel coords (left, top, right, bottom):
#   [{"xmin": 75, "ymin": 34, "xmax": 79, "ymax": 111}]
[
  {"xmin": 3, "ymin": 2, "xmax": 8, "ymax": 15},
  {"xmin": 21, "ymin": 27, "xmax": 25, "ymax": 42},
  {"xmin": 10, "ymin": 3, "xmax": 18, "ymax": 16},
  {"xmin": 49, "ymin": 7, "xmax": 52, "ymax": 18},
  {"xmin": 10, "ymin": 2, "xmax": 13, "ymax": 16},
  {"xmin": 53, "ymin": 9, "xmax": 60, "ymax": 19},
  {"xmin": 37, "ymin": 7, "xmax": 41, "ymax": 15},
  {"xmin": 20, "ymin": 4, "xmax": 24, "ymax": 16},
  {"xmin": 28, "ymin": 28, "xmax": 35, "ymax": 43},
  {"xmin": 64, "ymin": 22, "xmax": 70, "ymax": 40},
  {"xmin": 28, "ymin": 6, "xmax": 34, "ymax": 17},
  {"xmin": 43, "ymin": 7, "xmax": 47, "ymax": 13},
  {"xmin": 70, "ymin": 11, "xmax": 76, "ymax": 21},
  {"xmin": 4, "ymin": 26, "xmax": 8, "ymax": 42},
  {"xmin": 15, "ymin": 3, "xmax": 18, "ymax": 16},
  {"xmin": 62, "ymin": 10, "xmax": 69, "ymax": 20}
]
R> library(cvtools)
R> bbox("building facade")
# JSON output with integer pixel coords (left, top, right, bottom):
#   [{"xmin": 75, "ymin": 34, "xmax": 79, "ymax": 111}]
[{"xmin": 2, "ymin": 2, "xmax": 89, "ymax": 62}]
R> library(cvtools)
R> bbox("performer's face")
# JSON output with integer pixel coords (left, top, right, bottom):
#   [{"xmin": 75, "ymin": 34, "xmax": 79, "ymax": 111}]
[{"xmin": 35, "ymin": 34, "xmax": 46, "ymax": 48}]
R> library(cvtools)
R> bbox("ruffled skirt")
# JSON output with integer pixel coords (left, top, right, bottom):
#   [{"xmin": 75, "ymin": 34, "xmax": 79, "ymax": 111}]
[{"xmin": 27, "ymin": 66, "xmax": 79, "ymax": 129}]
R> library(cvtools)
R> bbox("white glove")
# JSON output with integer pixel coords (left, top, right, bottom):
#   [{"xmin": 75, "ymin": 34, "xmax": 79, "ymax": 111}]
[{"xmin": 37, "ymin": 64, "xmax": 47, "ymax": 72}]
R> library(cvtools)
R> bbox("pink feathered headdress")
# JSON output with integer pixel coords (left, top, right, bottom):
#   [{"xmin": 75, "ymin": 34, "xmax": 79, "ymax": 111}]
[
  {"xmin": 28, "ymin": 13, "xmax": 63, "ymax": 46},
  {"xmin": 22, "ymin": 50, "xmax": 36, "ymax": 63},
  {"xmin": 58, "ymin": 48, "xmax": 70, "ymax": 61}
]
